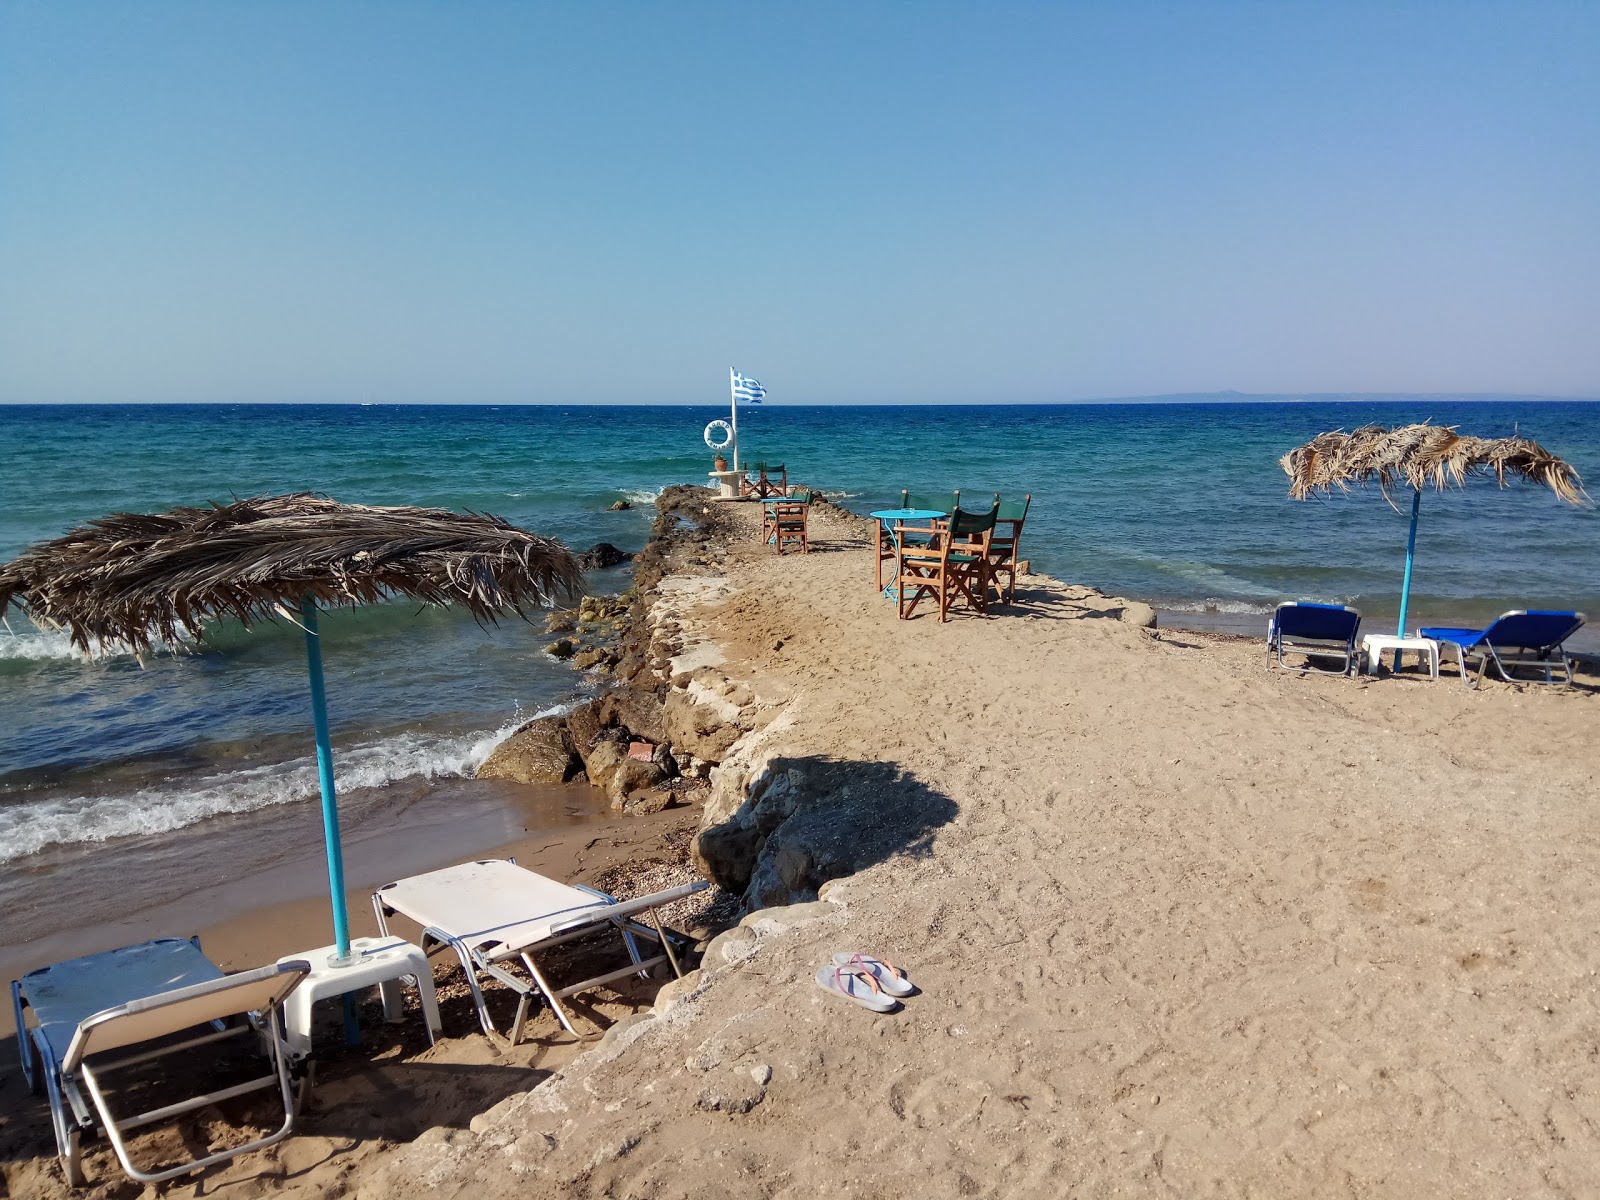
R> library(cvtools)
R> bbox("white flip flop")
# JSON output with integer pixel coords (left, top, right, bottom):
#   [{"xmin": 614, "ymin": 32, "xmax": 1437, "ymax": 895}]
[
  {"xmin": 815, "ymin": 963, "xmax": 900, "ymax": 1012},
  {"xmin": 831, "ymin": 953, "xmax": 916, "ymax": 998}
]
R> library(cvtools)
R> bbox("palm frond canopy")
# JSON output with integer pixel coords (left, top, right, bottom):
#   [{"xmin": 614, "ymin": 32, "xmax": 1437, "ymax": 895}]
[
  {"xmin": 1280, "ymin": 423, "xmax": 1587, "ymax": 507},
  {"xmin": 0, "ymin": 493, "xmax": 583, "ymax": 655}
]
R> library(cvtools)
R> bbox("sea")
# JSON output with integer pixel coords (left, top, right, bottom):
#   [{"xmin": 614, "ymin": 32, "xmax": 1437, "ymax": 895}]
[{"xmin": 1, "ymin": 399, "xmax": 1597, "ymax": 932}]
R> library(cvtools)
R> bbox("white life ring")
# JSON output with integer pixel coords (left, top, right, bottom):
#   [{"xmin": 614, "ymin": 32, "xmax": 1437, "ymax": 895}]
[{"xmin": 704, "ymin": 420, "xmax": 734, "ymax": 451}]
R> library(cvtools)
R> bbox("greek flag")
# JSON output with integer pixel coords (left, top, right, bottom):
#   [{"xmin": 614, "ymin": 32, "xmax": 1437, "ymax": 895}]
[{"xmin": 731, "ymin": 370, "xmax": 766, "ymax": 405}]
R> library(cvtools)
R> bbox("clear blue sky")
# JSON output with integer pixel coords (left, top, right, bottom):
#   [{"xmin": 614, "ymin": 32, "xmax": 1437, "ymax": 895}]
[{"xmin": 2, "ymin": 2, "xmax": 1596, "ymax": 404}]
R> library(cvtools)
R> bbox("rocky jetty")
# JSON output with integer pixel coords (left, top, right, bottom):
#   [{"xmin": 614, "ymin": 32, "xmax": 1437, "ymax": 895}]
[{"xmin": 480, "ymin": 484, "xmax": 884, "ymax": 909}]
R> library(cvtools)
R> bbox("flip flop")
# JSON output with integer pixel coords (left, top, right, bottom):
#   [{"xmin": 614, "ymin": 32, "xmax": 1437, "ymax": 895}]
[
  {"xmin": 815, "ymin": 963, "xmax": 899, "ymax": 1013},
  {"xmin": 831, "ymin": 953, "xmax": 916, "ymax": 997}
]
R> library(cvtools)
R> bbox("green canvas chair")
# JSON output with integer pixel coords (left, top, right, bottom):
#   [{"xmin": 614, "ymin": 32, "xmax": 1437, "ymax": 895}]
[
  {"xmin": 986, "ymin": 494, "xmax": 1031, "ymax": 603},
  {"xmin": 896, "ymin": 495, "xmax": 998, "ymax": 622}
]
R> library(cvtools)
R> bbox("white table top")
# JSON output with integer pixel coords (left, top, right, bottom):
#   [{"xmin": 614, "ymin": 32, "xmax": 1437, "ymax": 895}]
[{"xmin": 1361, "ymin": 633, "xmax": 1437, "ymax": 648}]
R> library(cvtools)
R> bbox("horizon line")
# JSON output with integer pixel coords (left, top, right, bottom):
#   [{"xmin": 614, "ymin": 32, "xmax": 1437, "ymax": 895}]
[{"xmin": 4, "ymin": 391, "xmax": 1600, "ymax": 409}]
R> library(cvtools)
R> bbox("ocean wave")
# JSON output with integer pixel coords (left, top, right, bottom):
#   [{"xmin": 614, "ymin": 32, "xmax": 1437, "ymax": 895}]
[
  {"xmin": 0, "ymin": 629, "xmax": 155, "ymax": 663},
  {"xmin": 619, "ymin": 486, "xmax": 665, "ymax": 506},
  {"xmin": 0, "ymin": 705, "xmax": 570, "ymax": 864},
  {"xmin": 1158, "ymin": 599, "xmax": 1277, "ymax": 615}
]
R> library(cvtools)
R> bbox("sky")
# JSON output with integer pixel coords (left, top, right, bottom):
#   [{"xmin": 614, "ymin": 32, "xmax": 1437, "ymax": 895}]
[{"xmin": 1, "ymin": 2, "xmax": 1597, "ymax": 405}]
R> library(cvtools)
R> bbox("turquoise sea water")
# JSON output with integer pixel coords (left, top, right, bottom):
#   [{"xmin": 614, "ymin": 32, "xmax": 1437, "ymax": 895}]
[{"xmin": 1, "ymin": 400, "xmax": 1597, "ymax": 864}]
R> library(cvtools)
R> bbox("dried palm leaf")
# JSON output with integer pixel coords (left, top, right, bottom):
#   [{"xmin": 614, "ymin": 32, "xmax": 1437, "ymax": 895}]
[
  {"xmin": 1280, "ymin": 422, "xmax": 1586, "ymax": 508},
  {"xmin": 0, "ymin": 493, "xmax": 582, "ymax": 656}
]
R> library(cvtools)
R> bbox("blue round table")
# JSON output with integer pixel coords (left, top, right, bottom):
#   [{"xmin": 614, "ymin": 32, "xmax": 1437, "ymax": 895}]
[{"xmin": 869, "ymin": 508, "xmax": 949, "ymax": 600}]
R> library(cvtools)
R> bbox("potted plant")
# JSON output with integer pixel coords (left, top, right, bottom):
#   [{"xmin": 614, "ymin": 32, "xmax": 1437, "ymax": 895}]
[{"xmin": 713, "ymin": 453, "xmax": 728, "ymax": 472}]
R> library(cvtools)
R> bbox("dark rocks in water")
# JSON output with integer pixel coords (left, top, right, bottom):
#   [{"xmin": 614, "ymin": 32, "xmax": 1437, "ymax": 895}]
[
  {"xmin": 576, "ymin": 542, "xmax": 633, "ymax": 570},
  {"xmin": 608, "ymin": 499, "xmax": 631, "ymax": 511},
  {"xmin": 572, "ymin": 647, "xmax": 611, "ymax": 670},
  {"xmin": 544, "ymin": 638, "xmax": 576, "ymax": 658},
  {"xmin": 476, "ymin": 717, "xmax": 578, "ymax": 785}
]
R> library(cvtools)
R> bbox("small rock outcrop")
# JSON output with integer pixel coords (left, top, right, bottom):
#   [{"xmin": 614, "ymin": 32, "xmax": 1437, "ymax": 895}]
[
  {"xmin": 1120, "ymin": 601, "xmax": 1157, "ymax": 628},
  {"xmin": 576, "ymin": 543, "xmax": 634, "ymax": 570},
  {"xmin": 476, "ymin": 716, "xmax": 578, "ymax": 785}
]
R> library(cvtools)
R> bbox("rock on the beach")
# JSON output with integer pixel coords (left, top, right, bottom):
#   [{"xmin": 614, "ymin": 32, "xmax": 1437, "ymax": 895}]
[
  {"xmin": 582, "ymin": 738, "xmax": 628, "ymax": 791},
  {"xmin": 476, "ymin": 717, "xmax": 577, "ymax": 785},
  {"xmin": 622, "ymin": 786, "xmax": 677, "ymax": 815},
  {"xmin": 573, "ymin": 648, "xmax": 609, "ymax": 670},
  {"xmin": 577, "ymin": 541, "xmax": 634, "ymax": 569},
  {"xmin": 566, "ymin": 698, "xmax": 604, "ymax": 752},
  {"xmin": 1120, "ymin": 601, "xmax": 1157, "ymax": 628},
  {"xmin": 544, "ymin": 638, "xmax": 576, "ymax": 658},
  {"xmin": 599, "ymin": 687, "xmax": 670, "ymax": 745},
  {"xmin": 664, "ymin": 690, "xmax": 741, "ymax": 763},
  {"xmin": 608, "ymin": 758, "xmax": 667, "ymax": 809},
  {"xmin": 608, "ymin": 499, "xmax": 631, "ymax": 511},
  {"xmin": 692, "ymin": 822, "xmax": 765, "ymax": 893}
]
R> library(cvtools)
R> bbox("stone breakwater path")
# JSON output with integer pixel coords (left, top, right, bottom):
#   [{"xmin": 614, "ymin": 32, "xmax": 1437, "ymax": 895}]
[{"xmin": 372, "ymin": 488, "xmax": 1594, "ymax": 1197}]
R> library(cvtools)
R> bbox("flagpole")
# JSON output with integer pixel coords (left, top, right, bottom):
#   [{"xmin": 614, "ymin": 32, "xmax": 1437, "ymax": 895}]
[{"xmin": 729, "ymin": 367, "xmax": 739, "ymax": 475}]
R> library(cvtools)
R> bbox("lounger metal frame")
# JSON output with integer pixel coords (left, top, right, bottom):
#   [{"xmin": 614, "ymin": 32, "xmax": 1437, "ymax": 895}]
[
  {"xmin": 1430, "ymin": 610, "xmax": 1586, "ymax": 687},
  {"xmin": 1267, "ymin": 603, "xmax": 1362, "ymax": 676},
  {"xmin": 372, "ymin": 860, "xmax": 705, "ymax": 1044},
  {"xmin": 13, "ymin": 951, "xmax": 309, "ymax": 1187}
]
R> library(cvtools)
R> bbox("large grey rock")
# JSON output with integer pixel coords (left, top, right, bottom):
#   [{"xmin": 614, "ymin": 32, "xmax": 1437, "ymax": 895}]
[
  {"xmin": 476, "ymin": 717, "xmax": 576, "ymax": 785},
  {"xmin": 697, "ymin": 757, "xmax": 958, "ymax": 909}
]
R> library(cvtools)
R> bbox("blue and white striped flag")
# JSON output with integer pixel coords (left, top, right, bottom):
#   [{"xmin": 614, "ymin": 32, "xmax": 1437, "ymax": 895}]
[{"xmin": 731, "ymin": 370, "xmax": 766, "ymax": 405}]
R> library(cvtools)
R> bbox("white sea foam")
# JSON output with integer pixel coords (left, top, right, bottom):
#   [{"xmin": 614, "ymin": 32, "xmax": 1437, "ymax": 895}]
[
  {"xmin": 1159, "ymin": 599, "xmax": 1277, "ymax": 615},
  {"xmin": 0, "ymin": 629, "xmax": 153, "ymax": 662},
  {"xmin": 0, "ymin": 705, "xmax": 570, "ymax": 864},
  {"xmin": 620, "ymin": 486, "xmax": 665, "ymax": 506}
]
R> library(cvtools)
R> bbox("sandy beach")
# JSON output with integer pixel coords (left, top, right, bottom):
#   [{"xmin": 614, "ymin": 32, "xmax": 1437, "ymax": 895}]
[{"xmin": 5, "ymin": 492, "xmax": 1599, "ymax": 1197}]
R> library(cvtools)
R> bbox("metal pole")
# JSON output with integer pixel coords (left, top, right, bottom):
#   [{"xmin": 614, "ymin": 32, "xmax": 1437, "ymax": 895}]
[
  {"xmin": 1392, "ymin": 487, "xmax": 1422, "ymax": 672},
  {"xmin": 729, "ymin": 367, "xmax": 739, "ymax": 475},
  {"xmin": 301, "ymin": 597, "xmax": 352, "ymax": 962}
]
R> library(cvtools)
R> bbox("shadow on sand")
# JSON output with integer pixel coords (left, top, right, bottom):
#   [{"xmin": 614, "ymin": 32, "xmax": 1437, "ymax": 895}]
[{"xmin": 695, "ymin": 755, "xmax": 958, "ymax": 909}]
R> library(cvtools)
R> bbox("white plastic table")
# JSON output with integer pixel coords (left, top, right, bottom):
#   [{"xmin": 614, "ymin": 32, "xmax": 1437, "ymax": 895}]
[
  {"xmin": 1360, "ymin": 633, "xmax": 1440, "ymax": 679},
  {"xmin": 275, "ymin": 937, "xmax": 440, "ymax": 1059}
]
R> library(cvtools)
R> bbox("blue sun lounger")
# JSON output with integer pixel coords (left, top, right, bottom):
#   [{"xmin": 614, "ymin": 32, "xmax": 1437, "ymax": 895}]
[
  {"xmin": 1418, "ymin": 610, "xmax": 1587, "ymax": 686},
  {"xmin": 1267, "ymin": 602, "xmax": 1362, "ymax": 676},
  {"xmin": 12, "ymin": 938, "xmax": 310, "ymax": 1187}
]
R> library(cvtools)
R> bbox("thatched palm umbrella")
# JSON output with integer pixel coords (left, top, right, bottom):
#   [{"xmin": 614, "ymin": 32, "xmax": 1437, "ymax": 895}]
[
  {"xmin": 0, "ymin": 494, "xmax": 582, "ymax": 964},
  {"xmin": 1280, "ymin": 423, "xmax": 1586, "ymax": 637}
]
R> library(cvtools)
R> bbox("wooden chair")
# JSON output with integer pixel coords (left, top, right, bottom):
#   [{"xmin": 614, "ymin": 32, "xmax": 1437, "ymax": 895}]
[
  {"xmin": 876, "ymin": 492, "xmax": 959, "ymax": 592},
  {"xmin": 986, "ymin": 494, "xmax": 1031, "ymax": 603},
  {"xmin": 773, "ymin": 491, "xmax": 811, "ymax": 554},
  {"xmin": 740, "ymin": 462, "xmax": 787, "ymax": 499},
  {"xmin": 896, "ymin": 496, "xmax": 998, "ymax": 622}
]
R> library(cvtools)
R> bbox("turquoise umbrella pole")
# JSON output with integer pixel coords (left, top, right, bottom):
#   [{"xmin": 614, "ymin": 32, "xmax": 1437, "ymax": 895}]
[
  {"xmin": 1395, "ymin": 486, "xmax": 1422, "ymax": 645},
  {"xmin": 300, "ymin": 596, "xmax": 352, "ymax": 962}
]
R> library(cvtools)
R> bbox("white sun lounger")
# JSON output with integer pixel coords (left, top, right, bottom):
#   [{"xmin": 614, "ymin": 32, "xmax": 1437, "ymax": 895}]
[
  {"xmin": 10, "ymin": 937, "xmax": 310, "ymax": 1187},
  {"xmin": 371, "ymin": 858, "xmax": 707, "ymax": 1042}
]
